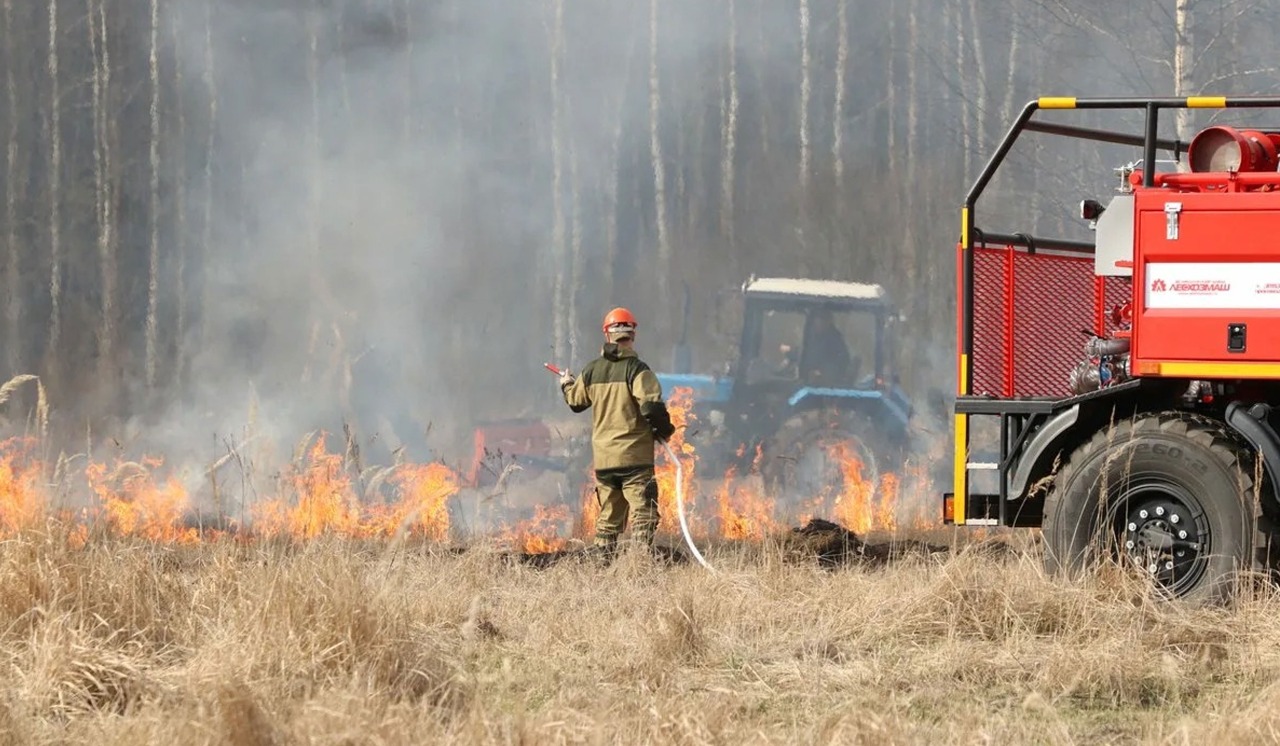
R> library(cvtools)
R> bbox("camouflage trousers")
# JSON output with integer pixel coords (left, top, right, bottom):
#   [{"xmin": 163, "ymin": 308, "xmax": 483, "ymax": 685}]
[{"xmin": 592, "ymin": 465, "xmax": 659, "ymax": 548}]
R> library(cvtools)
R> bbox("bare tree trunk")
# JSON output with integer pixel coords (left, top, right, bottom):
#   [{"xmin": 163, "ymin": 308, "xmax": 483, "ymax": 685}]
[
  {"xmin": 999, "ymin": 8, "xmax": 1021, "ymax": 128},
  {"xmin": 720, "ymin": 0, "xmax": 738, "ymax": 251},
  {"xmin": 885, "ymin": 6, "xmax": 896, "ymax": 176},
  {"xmin": 145, "ymin": 0, "xmax": 161, "ymax": 389},
  {"xmin": 568, "ymin": 99, "xmax": 582, "ymax": 370},
  {"xmin": 46, "ymin": 0, "xmax": 63, "ymax": 371},
  {"xmin": 4, "ymin": 0, "xmax": 19, "ymax": 375},
  {"xmin": 171, "ymin": 2, "xmax": 188, "ymax": 388},
  {"xmin": 905, "ymin": 0, "xmax": 918, "ymax": 174},
  {"xmin": 798, "ymin": 0, "xmax": 810, "ymax": 195},
  {"xmin": 90, "ymin": 0, "xmax": 116, "ymax": 383},
  {"xmin": 306, "ymin": 4, "xmax": 323, "ymax": 380},
  {"xmin": 1174, "ymin": 0, "xmax": 1194, "ymax": 143},
  {"xmin": 548, "ymin": 0, "xmax": 567, "ymax": 364},
  {"xmin": 649, "ymin": 0, "xmax": 670, "ymax": 315},
  {"xmin": 832, "ymin": 0, "xmax": 847, "ymax": 192},
  {"xmin": 756, "ymin": 0, "xmax": 769, "ymax": 156},
  {"xmin": 966, "ymin": 0, "xmax": 988, "ymax": 147},
  {"xmin": 605, "ymin": 23, "xmax": 639, "ymax": 309},
  {"xmin": 901, "ymin": 0, "xmax": 919, "ymax": 294},
  {"xmin": 200, "ymin": 0, "xmax": 216, "ymax": 351},
  {"xmin": 953, "ymin": 2, "xmax": 971, "ymax": 181}
]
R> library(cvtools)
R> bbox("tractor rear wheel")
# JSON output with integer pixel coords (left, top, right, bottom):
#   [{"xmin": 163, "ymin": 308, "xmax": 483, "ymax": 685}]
[
  {"xmin": 1043, "ymin": 411, "xmax": 1264, "ymax": 604},
  {"xmin": 762, "ymin": 409, "xmax": 884, "ymax": 525}
]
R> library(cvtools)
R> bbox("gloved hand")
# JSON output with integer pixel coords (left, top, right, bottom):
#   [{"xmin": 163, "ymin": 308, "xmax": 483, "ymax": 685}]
[{"xmin": 559, "ymin": 371, "xmax": 575, "ymax": 389}]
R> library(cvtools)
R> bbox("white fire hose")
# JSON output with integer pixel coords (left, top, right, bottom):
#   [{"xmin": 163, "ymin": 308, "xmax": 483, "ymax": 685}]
[{"xmin": 661, "ymin": 439, "xmax": 716, "ymax": 573}]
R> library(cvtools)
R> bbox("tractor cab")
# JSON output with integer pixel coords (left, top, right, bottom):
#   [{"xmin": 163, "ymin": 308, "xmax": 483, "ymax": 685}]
[{"xmin": 656, "ymin": 277, "xmax": 914, "ymax": 494}]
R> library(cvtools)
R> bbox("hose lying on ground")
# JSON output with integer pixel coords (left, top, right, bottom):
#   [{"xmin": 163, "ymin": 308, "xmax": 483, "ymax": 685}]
[{"xmin": 660, "ymin": 439, "xmax": 716, "ymax": 573}]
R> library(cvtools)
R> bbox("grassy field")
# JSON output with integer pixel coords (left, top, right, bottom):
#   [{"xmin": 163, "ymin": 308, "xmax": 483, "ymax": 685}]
[{"xmin": 2, "ymin": 527, "xmax": 1280, "ymax": 745}]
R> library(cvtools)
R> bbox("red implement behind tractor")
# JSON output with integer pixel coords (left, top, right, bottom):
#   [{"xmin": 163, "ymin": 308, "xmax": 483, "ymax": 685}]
[
  {"xmin": 467, "ymin": 418, "xmax": 586, "ymax": 488},
  {"xmin": 946, "ymin": 96, "xmax": 1280, "ymax": 602}
]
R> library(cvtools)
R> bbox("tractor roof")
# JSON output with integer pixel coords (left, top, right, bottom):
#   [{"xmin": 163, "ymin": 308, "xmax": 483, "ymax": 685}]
[{"xmin": 742, "ymin": 277, "xmax": 888, "ymax": 305}]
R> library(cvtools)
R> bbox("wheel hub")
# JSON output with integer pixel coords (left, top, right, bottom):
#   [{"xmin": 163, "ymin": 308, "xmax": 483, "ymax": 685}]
[
  {"xmin": 1117, "ymin": 486, "xmax": 1206, "ymax": 593},
  {"xmin": 786, "ymin": 434, "xmax": 878, "ymax": 511}
]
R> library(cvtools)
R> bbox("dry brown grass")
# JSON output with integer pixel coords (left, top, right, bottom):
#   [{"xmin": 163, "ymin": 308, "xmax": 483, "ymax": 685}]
[{"xmin": 2, "ymin": 528, "xmax": 1280, "ymax": 744}]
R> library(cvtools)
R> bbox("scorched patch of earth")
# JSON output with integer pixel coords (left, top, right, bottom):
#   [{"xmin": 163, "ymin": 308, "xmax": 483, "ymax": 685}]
[{"xmin": 491, "ymin": 518, "xmax": 1022, "ymax": 570}]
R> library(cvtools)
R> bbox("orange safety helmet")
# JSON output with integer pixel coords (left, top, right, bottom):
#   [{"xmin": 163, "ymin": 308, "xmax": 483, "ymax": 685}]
[{"xmin": 602, "ymin": 307, "xmax": 638, "ymax": 339}]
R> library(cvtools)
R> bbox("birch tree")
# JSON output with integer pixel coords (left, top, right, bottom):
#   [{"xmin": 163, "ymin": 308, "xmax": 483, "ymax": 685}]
[
  {"xmin": 649, "ymin": 0, "xmax": 670, "ymax": 313},
  {"xmin": 200, "ymin": 0, "xmax": 217, "ymax": 351},
  {"xmin": 798, "ymin": 0, "xmax": 810, "ymax": 195},
  {"xmin": 45, "ymin": 0, "xmax": 63, "ymax": 369},
  {"xmin": 89, "ymin": 0, "xmax": 117, "ymax": 382},
  {"xmin": 953, "ymin": 2, "xmax": 972, "ymax": 181},
  {"xmin": 3, "ymin": 0, "xmax": 19, "ymax": 375},
  {"xmin": 145, "ymin": 0, "xmax": 162, "ymax": 388},
  {"xmin": 1173, "ymin": 0, "xmax": 1194, "ymax": 142},
  {"xmin": 720, "ymin": 0, "xmax": 738, "ymax": 250},
  {"xmin": 604, "ymin": 16, "xmax": 640, "ymax": 307},
  {"xmin": 548, "ymin": 0, "xmax": 567, "ymax": 364},
  {"xmin": 171, "ymin": 2, "xmax": 188, "ymax": 386},
  {"xmin": 885, "ymin": 6, "xmax": 896, "ymax": 175},
  {"xmin": 832, "ymin": 0, "xmax": 847, "ymax": 192}
]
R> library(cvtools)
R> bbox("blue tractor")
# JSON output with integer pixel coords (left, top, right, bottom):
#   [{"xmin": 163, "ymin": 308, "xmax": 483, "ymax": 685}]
[{"xmin": 656, "ymin": 277, "xmax": 917, "ymax": 512}]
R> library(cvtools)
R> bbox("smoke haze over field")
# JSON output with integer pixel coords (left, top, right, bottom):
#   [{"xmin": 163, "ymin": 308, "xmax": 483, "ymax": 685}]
[{"xmin": 2, "ymin": 0, "xmax": 1279, "ymax": 468}]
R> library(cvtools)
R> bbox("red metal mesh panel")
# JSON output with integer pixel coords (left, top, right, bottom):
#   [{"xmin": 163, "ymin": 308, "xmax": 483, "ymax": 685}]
[
  {"xmin": 1011, "ymin": 252, "xmax": 1097, "ymax": 397},
  {"xmin": 972, "ymin": 249, "xmax": 1010, "ymax": 397},
  {"xmin": 972, "ymin": 246, "xmax": 1134, "ymax": 398}
]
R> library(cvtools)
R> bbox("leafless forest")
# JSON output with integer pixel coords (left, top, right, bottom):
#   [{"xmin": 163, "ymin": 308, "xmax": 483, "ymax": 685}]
[{"xmin": 1, "ymin": 0, "xmax": 1278, "ymax": 459}]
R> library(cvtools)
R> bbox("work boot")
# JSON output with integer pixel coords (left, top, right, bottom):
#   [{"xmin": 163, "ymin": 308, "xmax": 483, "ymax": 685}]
[{"xmin": 584, "ymin": 538, "xmax": 618, "ymax": 566}]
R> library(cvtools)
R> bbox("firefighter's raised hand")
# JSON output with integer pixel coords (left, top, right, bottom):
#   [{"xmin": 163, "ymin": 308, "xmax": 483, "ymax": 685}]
[{"xmin": 558, "ymin": 371, "xmax": 575, "ymax": 389}]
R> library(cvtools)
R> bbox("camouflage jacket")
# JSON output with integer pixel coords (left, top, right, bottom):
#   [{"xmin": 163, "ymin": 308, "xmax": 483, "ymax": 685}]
[{"xmin": 561, "ymin": 344, "xmax": 675, "ymax": 470}]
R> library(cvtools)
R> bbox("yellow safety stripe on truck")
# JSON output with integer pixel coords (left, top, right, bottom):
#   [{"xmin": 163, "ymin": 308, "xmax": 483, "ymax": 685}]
[
  {"xmin": 1037, "ymin": 97, "xmax": 1077, "ymax": 109},
  {"xmin": 1149, "ymin": 360, "xmax": 1280, "ymax": 378},
  {"xmin": 953, "ymin": 413, "xmax": 968, "ymax": 525},
  {"xmin": 1186, "ymin": 96, "xmax": 1227, "ymax": 109},
  {"xmin": 953, "ymin": 352, "xmax": 969, "ymax": 525}
]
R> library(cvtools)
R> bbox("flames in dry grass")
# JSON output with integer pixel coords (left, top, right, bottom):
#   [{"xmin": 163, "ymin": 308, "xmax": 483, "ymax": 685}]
[
  {"xmin": 499, "ymin": 504, "xmax": 571, "ymax": 554},
  {"xmin": 654, "ymin": 386, "xmax": 698, "ymax": 536},
  {"xmin": 87, "ymin": 457, "xmax": 200, "ymax": 544},
  {"xmin": 0, "ymin": 385, "xmax": 936, "ymax": 551},
  {"xmin": 655, "ymin": 388, "xmax": 927, "ymax": 542},
  {"xmin": 0, "ymin": 438, "xmax": 46, "ymax": 534},
  {"xmin": 251, "ymin": 435, "xmax": 461, "ymax": 540}
]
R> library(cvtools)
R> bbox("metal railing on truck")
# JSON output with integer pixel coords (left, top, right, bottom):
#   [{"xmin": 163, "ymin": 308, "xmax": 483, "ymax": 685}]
[{"xmin": 950, "ymin": 95, "xmax": 1280, "ymax": 527}]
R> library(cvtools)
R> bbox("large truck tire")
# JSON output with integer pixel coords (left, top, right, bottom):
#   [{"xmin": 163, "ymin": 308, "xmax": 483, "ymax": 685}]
[
  {"xmin": 1043, "ymin": 411, "xmax": 1265, "ymax": 604},
  {"xmin": 762, "ymin": 409, "xmax": 883, "ymax": 523}
]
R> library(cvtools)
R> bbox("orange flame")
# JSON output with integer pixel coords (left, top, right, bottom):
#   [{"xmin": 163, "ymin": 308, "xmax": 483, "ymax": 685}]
[
  {"xmin": 575, "ymin": 472, "xmax": 600, "ymax": 541},
  {"xmin": 655, "ymin": 387, "xmax": 699, "ymax": 536},
  {"xmin": 253, "ymin": 435, "xmax": 459, "ymax": 540},
  {"xmin": 0, "ymin": 397, "xmax": 940, "ymax": 550},
  {"xmin": 86, "ymin": 457, "xmax": 199, "ymax": 543},
  {"xmin": 500, "ymin": 503, "xmax": 571, "ymax": 554},
  {"xmin": 377, "ymin": 462, "xmax": 457, "ymax": 540},
  {"xmin": 0, "ymin": 438, "xmax": 45, "ymax": 533}
]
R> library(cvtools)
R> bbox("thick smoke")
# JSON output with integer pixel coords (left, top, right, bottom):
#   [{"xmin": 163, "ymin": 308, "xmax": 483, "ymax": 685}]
[{"xmin": 137, "ymin": 0, "xmax": 819, "ymax": 475}]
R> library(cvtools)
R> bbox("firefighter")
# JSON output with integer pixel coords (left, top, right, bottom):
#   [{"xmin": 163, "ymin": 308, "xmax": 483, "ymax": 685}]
[{"xmin": 559, "ymin": 307, "xmax": 676, "ymax": 554}]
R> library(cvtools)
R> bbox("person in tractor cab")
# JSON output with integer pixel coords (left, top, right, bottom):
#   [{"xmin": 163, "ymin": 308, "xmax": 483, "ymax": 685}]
[
  {"xmin": 559, "ymin": 307, "xmax": 677, "ymax": 556},
  {"xmin": 797, "ymin": 308, "xmax": 855, "ymax": 385}
]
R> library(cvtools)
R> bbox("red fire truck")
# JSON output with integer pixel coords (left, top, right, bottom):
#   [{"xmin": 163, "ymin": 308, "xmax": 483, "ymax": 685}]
[{"xmin": 945, "ymin": 96, "xmax": 1280, "ymax": 602}]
